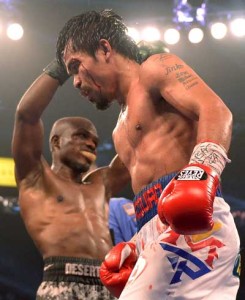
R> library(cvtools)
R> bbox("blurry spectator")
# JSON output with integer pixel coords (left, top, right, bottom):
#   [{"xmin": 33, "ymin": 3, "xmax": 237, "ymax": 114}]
[{"xmin": 109, "ymin": 197, "xmax": 137, "ymax": 245}]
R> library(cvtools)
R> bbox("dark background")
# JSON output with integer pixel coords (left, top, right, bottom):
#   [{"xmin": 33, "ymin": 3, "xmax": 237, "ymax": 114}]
[{"xmin": 0, "ymin": 0, "xmax": 245, "ymax": 299}]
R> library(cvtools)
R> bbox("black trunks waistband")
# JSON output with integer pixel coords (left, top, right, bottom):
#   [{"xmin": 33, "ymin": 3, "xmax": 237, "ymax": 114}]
[
  {"xmin": 133, "ymin": 172, "xmax": 222, "ymax": 231},
  {"xmin": 42, "ymin": 256, "xmax": 103, "ymax": 285}
]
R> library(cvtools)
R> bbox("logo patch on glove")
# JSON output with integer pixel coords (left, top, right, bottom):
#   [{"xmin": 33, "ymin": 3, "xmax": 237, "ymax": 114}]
[{"xmin": 175, "ymin": 166, "xmax": 207, "ymax": 181}]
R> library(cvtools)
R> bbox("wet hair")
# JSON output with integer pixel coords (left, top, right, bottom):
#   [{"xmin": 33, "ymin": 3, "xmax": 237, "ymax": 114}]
[{"xmin": 56, "ymin": 9, "xmax": 140, "ymax": 64}]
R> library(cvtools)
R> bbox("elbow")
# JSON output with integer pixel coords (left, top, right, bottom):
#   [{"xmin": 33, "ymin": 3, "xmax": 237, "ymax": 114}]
[
  {"xmin": 228, "ymin": 108, "xmax": 233, "ymax": 128},
  {"xmin": 223, "ymin": 105, "xmax": 233, "ymax": 132},
  {"xmin": 15, "ymin": 102, "xmax": 39, "ymax": 124}
]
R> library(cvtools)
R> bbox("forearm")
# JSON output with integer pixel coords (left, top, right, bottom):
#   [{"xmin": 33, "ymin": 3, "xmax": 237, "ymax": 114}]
[
  {"xmin": 196, "ymin": 101, "xmax": 233, "ymax": 152},
  {"xmin": 16, "ymin": 74, "xmax": 60, "ymax": 123},
  {"xmin": 16, "ymin": 59, "xmax": 69, "ymax": 123}
]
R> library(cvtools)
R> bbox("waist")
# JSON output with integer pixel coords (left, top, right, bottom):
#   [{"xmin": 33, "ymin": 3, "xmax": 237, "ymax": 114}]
[
  {"xmin": 42, "ymin": 256, "xmax": 102, "ymax": 284},
  {"xmin": 133, "ymin": 173, "xmax": 222, "ymax": 231}
]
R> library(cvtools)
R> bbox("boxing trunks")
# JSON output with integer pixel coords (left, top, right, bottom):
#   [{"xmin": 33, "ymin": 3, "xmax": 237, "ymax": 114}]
[
  {"xmin": 119, "ymin": 173, "xmax": 241, "ymax": 300},
  {"xmin": 36, "ymin": 256, "xmax": 116, "ymax": 300}
]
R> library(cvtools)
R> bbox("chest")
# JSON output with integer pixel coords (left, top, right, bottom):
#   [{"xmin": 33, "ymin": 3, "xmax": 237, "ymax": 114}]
[
  {"xmin": 20, "ymin": 174, "xmax": 107, "ymax": 217},
  {"xmin": 113, "ymin": 89, "xmax": 165, "ymax": 151}
]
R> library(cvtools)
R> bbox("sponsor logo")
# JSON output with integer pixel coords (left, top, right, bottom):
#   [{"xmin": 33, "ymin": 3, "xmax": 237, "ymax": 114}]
[
  {"xmin": 161, "ymin": 243, "xmax": 211, "ymax": 284},
  {"xmin": 176, "ymin": 167, "xmax": 207, "ymax": 181},
  {"xmin": 160, "ymin": 223, "xmax": 225, "ymax": 284},
  {"xmin": 65, "ymin": 263, "xmax": 100, "ymax": 277},
  {"xmin": 134, "ymin": 183, "xmax": 163, "ymax": 221}
]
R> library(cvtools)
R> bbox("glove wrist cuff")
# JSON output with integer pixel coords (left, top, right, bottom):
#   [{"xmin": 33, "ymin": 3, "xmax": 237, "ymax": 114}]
[
  {"xmin": 43, "ymin": 59, "xmax": 70, "ymax": 85},
  {"xmin": 189, "ymin": 142, "xmax": 230, "ymax": 177}
]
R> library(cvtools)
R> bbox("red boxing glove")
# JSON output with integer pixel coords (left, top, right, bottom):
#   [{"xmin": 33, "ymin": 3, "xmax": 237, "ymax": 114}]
[
  {"xmin": 157, "ymin": 163, "xmax": 219, "ymax": 235},
  {"xmin": 99, "ymin": 242, "xmax": 137, "ymax": 298}
]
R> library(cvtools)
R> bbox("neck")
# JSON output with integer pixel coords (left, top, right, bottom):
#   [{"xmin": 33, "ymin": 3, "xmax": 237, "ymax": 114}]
[
  {"xmin": 51, "ymin": 164, "xmax": 83, "ymax": 183},
  {"xmin": 114, "ymin": 56, "xmax": 140, "ymax": 106}
]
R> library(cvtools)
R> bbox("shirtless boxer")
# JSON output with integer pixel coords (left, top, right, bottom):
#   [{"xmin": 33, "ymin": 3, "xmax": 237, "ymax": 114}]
[
  {"xmin": 56, "ymin": 9, "xmax": 241, "ymax": 299},
  {"xmin": 11, "ymin": 59, "xmax": 130, "ymax": 299}
]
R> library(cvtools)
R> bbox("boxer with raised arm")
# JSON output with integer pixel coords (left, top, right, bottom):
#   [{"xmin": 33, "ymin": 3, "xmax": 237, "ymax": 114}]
[{"xmin": 11, "ymin": 60, "xmax": 130, "ymax": 300}]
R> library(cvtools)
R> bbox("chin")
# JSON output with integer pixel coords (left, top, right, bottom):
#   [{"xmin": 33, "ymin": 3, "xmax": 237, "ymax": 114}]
[
  {"xmin": 74, "ymin": 162, "xmax": 90, "ymax": 173},
  {"xmin": 95, "ymin": 100, "xmax": 111, "ymax": 111}
]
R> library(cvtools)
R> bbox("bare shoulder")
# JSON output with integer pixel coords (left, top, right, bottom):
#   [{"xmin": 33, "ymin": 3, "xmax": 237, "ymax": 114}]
[
  {"xmin": 82, "ymin": 166, "xmax": 109, "ymax": 184},
  {"xmin": 140, "ymin": 53, "xmax": 187, "ymax": 86},
  {"xmin": 17, "ymin": 156, "xmax": 48, "ymax": 189},
  {"xmin": 82, "ymin": 155, "xmax": 127, "ymax": 183}
]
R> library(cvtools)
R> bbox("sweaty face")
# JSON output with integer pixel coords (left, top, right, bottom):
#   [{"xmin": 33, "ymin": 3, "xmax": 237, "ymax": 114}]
[
  {"xmin": 63, "ymin": 47, "xmax": 112, "ymax": 110},
  {"xmin": 57, "ymin": 119, "xmax": 98, "ymax": 173}
]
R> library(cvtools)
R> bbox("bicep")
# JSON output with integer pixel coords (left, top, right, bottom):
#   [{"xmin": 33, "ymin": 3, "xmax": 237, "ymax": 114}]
[{"xmin": 146, "ymin": 54, "xmax": 222, "ymax": 120}]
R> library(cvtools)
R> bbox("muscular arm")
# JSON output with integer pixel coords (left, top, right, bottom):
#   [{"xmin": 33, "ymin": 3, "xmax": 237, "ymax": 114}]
[
  {"xmin": 12, "ymin": 73, "xmax": 60, "ymax": 184},
  {"xmin": 106, "ymin": 155, "xmax": 131, "ymax": 197},
  {"xmin": 82, "ymin": 154, "xmax": 131, "ymax": 200},
  {"xmin": 142, "ymin": 53, "xmax": 233, "ymax": 151}
]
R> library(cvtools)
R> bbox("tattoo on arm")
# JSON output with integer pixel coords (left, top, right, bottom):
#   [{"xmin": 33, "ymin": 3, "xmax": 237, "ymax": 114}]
[
  {"xmin": 163, "ymin": 63, "xmax": 199, "ymax": 90},
  {"xmin": 159, "ymin": 53, "xmax": 172, "ymax": 62},
  {"xmin": 176, "ymin": 70, "xmax": 199, "ymax": 90}
]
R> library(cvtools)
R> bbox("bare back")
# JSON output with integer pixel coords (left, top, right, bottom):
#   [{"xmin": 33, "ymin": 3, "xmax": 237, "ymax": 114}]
[{"xmin": 18, "ymin": 160, "xmax": 113, "ymax": 260}]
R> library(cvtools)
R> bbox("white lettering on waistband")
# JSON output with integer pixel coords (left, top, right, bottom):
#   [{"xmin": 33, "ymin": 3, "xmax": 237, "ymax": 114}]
[{"xmin": 65, "ymin": 263, "xmax": 100, "ymax": 277}]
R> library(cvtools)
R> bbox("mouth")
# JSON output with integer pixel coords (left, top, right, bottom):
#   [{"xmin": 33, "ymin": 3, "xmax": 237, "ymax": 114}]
[
  {"xmin": 80, "ymin": 91, "xmax": 95, "ymax": 103},
  {"xmin": 80, "ymin": 150, "xmax": 97, "ymax": 162},
  {"xmin": 81, "ymin": 87, "xmax": 90, "ymax": 97}
]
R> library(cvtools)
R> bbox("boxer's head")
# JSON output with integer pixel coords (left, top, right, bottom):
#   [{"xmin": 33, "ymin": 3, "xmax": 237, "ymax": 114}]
[
  {"xmin": 56, "ymin": 9, "xmax": 139, "ymax": 64},
  {"xmin": 56, "ymin": 10, "xmax": 141, "ymax": 111},
  {"xmin": 49, "ymin": 117, "xmax": 98, "ymax": 173}
]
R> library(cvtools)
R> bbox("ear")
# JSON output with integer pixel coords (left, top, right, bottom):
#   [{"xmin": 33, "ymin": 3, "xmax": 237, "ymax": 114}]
[
  {"xmin": 98, "ymin": 39, "xmax": 112, "ymax": 60},
  {"xmin": 50, "ymin": 135, "xmax": 60, "ymax": 151}
]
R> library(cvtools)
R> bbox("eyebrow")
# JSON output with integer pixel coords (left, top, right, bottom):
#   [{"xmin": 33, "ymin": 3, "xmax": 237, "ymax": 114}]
[{"xmin": 76, "ymin": 129, "xmax": 99, "ymax": 145}]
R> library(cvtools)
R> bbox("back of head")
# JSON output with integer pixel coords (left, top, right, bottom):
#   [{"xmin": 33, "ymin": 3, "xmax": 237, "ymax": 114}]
[{"xmin": 56, "ymin": 9, "xmax": 140, "ymax": 64}]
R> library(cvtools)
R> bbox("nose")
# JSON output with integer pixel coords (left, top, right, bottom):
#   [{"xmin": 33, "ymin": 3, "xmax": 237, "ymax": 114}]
[
  {"xmin": 73, "ymin": 74, "xmax": 81, "ymax": 89},
  {"xmin": 86, "ymin": 138, "xmax": 96, "ymax": 152}
]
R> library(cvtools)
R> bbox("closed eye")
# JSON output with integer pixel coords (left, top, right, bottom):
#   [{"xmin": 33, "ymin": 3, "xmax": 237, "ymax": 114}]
[{"xmin": 67, "ymin": 59, "xmax": 80, "ymax": 75}]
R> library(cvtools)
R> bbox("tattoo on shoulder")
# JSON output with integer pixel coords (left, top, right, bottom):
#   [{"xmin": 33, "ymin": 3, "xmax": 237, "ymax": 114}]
[
  {"xmin": 159, "ymin": 53, "xmax": 172, "ymax": 62},
  {"xmin": 165, "ymin": 64, "xmax": 184, "ymax": 75}
]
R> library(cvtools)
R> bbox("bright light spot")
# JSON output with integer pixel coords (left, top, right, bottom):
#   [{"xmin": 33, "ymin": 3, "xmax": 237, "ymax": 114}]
[
  {"xmin": 188, "ymin": 27, "xmax": 204, "ymax": 44},
  {"xmin": 210, "ymin": 22, "xmax": 227, "ymax": 39},
  {"xmin": 7, "ymin": 23, "xmax": 24, "ymax": 40},
  {"xmin": 163, "ymin": 28, "xmax": 180, "ymax": 45},
  {"xmin": 127, "ymin": 27, "xmax": 140, "ymax": 43},
  {"xmin": 230, "ymin": 18, "xmax": 245, "ymax": 37},
  {"xmin": 141, "ymin": 26, "xmax": 161, "ymax": 42}
]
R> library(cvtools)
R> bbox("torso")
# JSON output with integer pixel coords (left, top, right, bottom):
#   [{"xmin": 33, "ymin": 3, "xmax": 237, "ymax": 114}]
[
  {"xmin": 18, "ymin": 166, "xmax": 113, "ymax": 260},
  {"xmin": 113, "ymin": 76, "xmax": 197, "ymax": 194}
]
